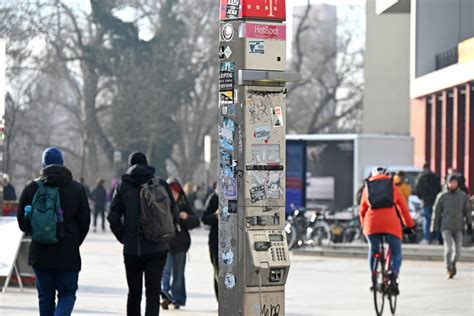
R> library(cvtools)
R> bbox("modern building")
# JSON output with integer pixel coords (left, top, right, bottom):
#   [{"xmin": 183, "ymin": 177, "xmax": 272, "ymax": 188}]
[
  {"xmin": 363, "ymin": 0, "xmax": 411, "ymax": 135},
  {"xmin": 377, "ymin": 0, "xmax": 474, "ymax": 193}
]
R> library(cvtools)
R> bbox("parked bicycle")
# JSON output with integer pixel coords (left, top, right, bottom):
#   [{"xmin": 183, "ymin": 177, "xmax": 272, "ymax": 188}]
[
  {"xmin": 371, "ymin": 235, "xmax": 398, "ymax": 316},
  {"xmin": 285, "ymin": 205, "xmax": 332, "ymax": 249}
]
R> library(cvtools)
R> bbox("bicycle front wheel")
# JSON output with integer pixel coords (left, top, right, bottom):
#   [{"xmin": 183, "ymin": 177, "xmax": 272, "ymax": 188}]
[
  {"xmin": 372, "ymin": 257, "xmax": 385, "ymax": 316},
  {"xmin": 389, "ymin": 293, "xmax": 397, "ymax": 315}
]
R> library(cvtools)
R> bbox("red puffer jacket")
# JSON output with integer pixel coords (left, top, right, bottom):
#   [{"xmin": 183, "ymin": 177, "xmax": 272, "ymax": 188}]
[{"xmin": 359, "ymin": 174, "xmax": 415, "ymax": 240}]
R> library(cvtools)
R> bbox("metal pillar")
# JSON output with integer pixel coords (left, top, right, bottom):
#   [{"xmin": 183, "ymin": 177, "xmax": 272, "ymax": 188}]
[{"xmin": 218, "ymin": 1, "xmax": 301, "ymax": 315}]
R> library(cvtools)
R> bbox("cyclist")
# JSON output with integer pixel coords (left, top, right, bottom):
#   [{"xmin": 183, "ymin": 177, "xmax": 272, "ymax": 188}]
[{"xmin": 359, "ymin": 167, "xmax": 415, "ymax": 295}]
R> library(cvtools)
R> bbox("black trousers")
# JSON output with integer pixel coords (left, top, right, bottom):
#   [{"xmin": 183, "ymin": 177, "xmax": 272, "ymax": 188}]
[
  {"xmin": 209, "ymin": 246, "xmax": 219, "ymax": 300},
  {"xmin": 93, "ymin": 207, "xmax": 106, "ymax": 230},
  {"xmin": 124, "ymin": 251, "xmax": 168, "ymax": 316}
]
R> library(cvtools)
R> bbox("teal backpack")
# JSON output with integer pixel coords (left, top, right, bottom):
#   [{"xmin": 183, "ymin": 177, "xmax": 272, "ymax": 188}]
[{"xmin": 29, "ymin": 180, "xmax": 63, "ymax": 244}]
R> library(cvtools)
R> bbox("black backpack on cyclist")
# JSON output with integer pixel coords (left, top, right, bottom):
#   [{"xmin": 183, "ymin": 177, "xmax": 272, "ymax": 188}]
[{"xmin": 366, "ymin": 178, "xmax": 394, "ymax": 209}]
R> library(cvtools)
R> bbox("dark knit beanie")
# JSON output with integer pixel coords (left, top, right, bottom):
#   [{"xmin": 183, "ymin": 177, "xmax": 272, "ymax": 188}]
[
  {"xmin": 128, "ymin": 152, "xmax": 148, "ymax": 166},
  {"xmin": 42, "ymin": 147, "xmax": 64, "ymax": 167}
]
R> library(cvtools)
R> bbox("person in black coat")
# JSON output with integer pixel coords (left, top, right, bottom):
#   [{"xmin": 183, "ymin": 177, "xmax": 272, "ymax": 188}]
[
  {"xmin": 160, "ymin": 179, "xmax": 200, "ymax": 309},
  {"xmin": 416, "ymin": 163, "xmax": 442, "ymax": 243},
  {"xmin": 3, "ymin": 174, "xmax": 17, "ymax": 201},
  {"xmin": 107, "ymin": 152, "xmax": 177, "ymax": 316},
  {"xmin": 17, "ymin": 147, "xmax": 90, "ymax": 316},
  {"xmin": 201, "ymin": 190, "xmax": 219, "ymax": 300},
  {"xmin": 91, "ymin": 179, "xmax": 107, "ymax": 232}
]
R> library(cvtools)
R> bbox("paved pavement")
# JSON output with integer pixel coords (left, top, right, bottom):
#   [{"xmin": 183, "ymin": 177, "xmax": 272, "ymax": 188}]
[{"xmin": 1, "ymin": 229, "xmax": 473, "ymax": 316}]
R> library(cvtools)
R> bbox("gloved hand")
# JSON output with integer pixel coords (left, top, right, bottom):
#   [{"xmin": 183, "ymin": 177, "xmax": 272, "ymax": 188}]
[
  {"xmin": 403, "ymin": 227, "xmax": 416, "ymax": 235},
  {"xmin": 467, "ymin": 224, "xmax": 473, "ymax": 235}
]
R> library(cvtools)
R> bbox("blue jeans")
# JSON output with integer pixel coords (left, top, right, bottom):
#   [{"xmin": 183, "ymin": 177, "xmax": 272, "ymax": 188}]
[
  {"xmin": 161, "ymin": 252, "xmax": 187, "ymax": 306},
  {"xmin": 33, "ymin": 267, "xmax": 79, "ymax": 316},
  {"xmin": 423, "ymin": 207, "xmax": 433, "ymax": 241},
  {"xmin": 367, "ymin": 234, "xmax": 403, "ymax": 276}
]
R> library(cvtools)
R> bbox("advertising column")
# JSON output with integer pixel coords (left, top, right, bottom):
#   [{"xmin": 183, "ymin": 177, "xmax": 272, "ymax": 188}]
[{"xmin": 218, "ymin": 1, "xmax": 300, "ymax": 315}]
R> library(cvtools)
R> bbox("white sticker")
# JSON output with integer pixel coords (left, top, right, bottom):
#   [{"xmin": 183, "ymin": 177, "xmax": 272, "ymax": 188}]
[
  {"xmin": 224, "ymin": 273, "xmax": 236, "ymax": 289},
  {"xmin": 221, "ymin": 24, "xmax": 234, "ymax": 42},
  {"xmin": 249, "ymin": 40, "xmax": 264, "ymax": 54},
  {"xmin": 222, "ymin": 248, "xmax": 234, "ymax": 265},
  {"xmin": 224, "ymin": 46, "xmax": 233, "ymax": 59},
  {"xmin": 220, "ymin": 206, "xmax": 230, "ymax": 222}
]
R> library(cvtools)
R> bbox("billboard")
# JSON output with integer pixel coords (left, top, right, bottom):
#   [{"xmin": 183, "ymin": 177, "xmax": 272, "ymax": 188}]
[
  {"xmin": 305, "ymin": 140, "xmax": 354, "ymax": 211},
  {"xmin": 286, "ymin": 141, "xmax": 305, "ymax": 212}
]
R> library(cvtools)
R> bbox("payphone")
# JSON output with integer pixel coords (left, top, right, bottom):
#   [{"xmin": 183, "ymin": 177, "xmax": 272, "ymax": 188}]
[{"xmin": 218, "ymin": 1, "xmax": 301, "ymax": 315}]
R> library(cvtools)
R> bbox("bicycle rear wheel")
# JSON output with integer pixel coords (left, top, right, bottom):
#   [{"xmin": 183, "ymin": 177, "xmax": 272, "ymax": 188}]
[
  {"xmin": 389, "ymin": 294, "xmax": 397, "ymax": 315},
  {"xmin": 372, "ymin": 257, "xmax": 385, "ymax": 316}
]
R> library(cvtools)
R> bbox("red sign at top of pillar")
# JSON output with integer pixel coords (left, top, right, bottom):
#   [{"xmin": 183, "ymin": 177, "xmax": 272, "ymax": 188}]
[{"xmin": 220, "ymin": 0, "xmax": 286, "ymax": 21}]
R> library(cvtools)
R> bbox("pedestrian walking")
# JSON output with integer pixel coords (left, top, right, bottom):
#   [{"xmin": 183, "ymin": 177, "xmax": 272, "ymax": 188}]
[
  {"xmin": 445, "ymin": 168, "xmax": 469, "ymax": 193},
  {"xmin": 3, "ymin": 173, "xmax": 17, "ymax": 201},
  {"xmin": 431, "ymin": 174, "xmax": 472, "ymax": 279},
  {"xmin": 160, "ymin": 179, "xmax": 200, "ymax": 310},
  {"xmin": 17, "ymin": 147, "xmax": 91, "ymax": 316},
  {"xmin": 201, "ymin": 189, "xmax": 219, "ymax": 300},
  {"xmin": 91, "ymin": 179, "xmax": 107, "ymax": 232},
  {"xmin": 394, "ymin": 170, "xmax": 412, "ymax": 204},
  {"xmin": 415, "ymin": 162, "xmax": 441, "ymax": 244},
  {"xmin": 108, "ymin": 152, "xmax": 177, "ymax": 316}
]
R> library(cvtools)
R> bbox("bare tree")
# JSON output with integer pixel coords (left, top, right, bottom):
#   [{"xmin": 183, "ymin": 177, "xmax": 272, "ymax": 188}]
[
  {"xmin": 288, "ymin": 2, "xmax": 364, "ymax": 134},
  {"xmin": 166, "ymin": 0, "xmax": 219, "ymax": 183}
]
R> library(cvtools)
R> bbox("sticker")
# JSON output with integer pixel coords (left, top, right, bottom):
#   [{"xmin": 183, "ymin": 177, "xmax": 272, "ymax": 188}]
[
  {"xmin": 233, "ymin": 89, "xmax": 238, "ymax": 103},
  {"xmin": 249, "ymin": 40, "xmax": 264, "ymax": 54},
  {"xmin": 220, "ymin": 206, "xmax": 231, "ymax": 222},
  {"xmin": 254, "ymin": 126, "xmax": 271, "ymax": 143},
  {"xmin": 221, "ymin": 23, "xmax": 234, "ymax": 42},
  {"xmin": 220, "ymin": 62, "xmax": 235, "ymax": 72},
  {"xmin": 219, "ymin": 46, "xmax": 225, "ymax": 59},
  {"xmin": 224, "ymin": 177, "xmax": 237, "ymax": 199},
  {"xmin": 228, "ymin": 200, "xmax": 238, "ymax": 213},
  {"xmin": 221, "ymin": 103, "xmax": 237, "ymax": 116},
  {"xmin": 220, "ymin": 151, "xmax": 232, "ymax": 167},
  {"xmin": 251, "ymin": 144, "xmax": 280, "ymax": 164},
  {"xmin": 266, "ymin": 172, "xmax": 281, "ymax": 199},
  {"xmin": 223, "ymin": 117, "xmax": 236, "ymax": 132},
  {"xmin": 224, "ymin": 273, "xmax": 236, "ymax": 289},
  {"xmin": 218, "ymin": 46, "xmax": 233, "ymax": 60},
  {"xmin": 272, "ymin": 106, "xmax": 284, "ymax": 127},
  {"xmin": 220, "ymin": 91, "xmax": 234, "ymax": 104},
  {"xmin": 250, "ymin": 185, "xmax": 266, "ymax": 203},
  {"xmin": 222, "ymin": 248, "xmax": 234, "ymax": 265},
  {"xmin": 219, "ymin": 137, "xmax": 234, "ymax": 152},
  {"xmin": 225, "ymin": 0, "xmax": 240, "ymax": 19},
  {"xmin": 220, "ymin": 127, "xmax": 233, "ymax": 141},
  {"xmin": 220, "ymin": 62, "xmax": 235, "ymax": 92},
  {"xmin": 224, "ymin": 46, "xmax": 233, "ymax": 59}
]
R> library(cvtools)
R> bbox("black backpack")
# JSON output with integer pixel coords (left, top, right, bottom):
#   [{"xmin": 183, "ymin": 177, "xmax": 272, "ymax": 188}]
[
  {"xmin": 139, "ymin": 177, "xmax": 176, "ymax": 242},
  {"xmin": 366, "ymin": 178, "xmax": 394, "ymax": 209}
]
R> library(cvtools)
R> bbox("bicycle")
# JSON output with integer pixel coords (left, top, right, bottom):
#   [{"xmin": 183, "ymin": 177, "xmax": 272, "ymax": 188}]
[{"xmin": 371, "ymin": 235, "xmax": 397, "ymax": 316}]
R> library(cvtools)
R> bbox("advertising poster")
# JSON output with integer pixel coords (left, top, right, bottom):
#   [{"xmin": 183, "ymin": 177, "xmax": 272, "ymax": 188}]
[{"xmin": 306, "ymin": 140, "xmax": 354, "ymax": 211}]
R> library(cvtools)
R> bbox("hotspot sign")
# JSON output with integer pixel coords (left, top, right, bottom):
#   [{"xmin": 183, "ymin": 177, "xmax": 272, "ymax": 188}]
[{"xmin": 241, "ymin": 23, "xmax": 286, "ymax": 41}]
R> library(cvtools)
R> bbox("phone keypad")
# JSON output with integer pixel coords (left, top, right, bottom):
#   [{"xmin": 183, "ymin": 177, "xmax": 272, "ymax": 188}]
[{"xmin": 270, "ymin": 246, "xmax": 287, "ymax": 262}]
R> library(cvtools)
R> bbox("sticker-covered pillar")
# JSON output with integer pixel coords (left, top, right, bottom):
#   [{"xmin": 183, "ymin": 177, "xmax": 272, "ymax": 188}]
[{"xmin": 218, "ymin": 1, "xmax": 301, "ymax": 315}]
